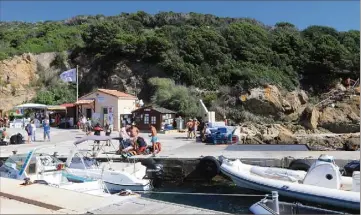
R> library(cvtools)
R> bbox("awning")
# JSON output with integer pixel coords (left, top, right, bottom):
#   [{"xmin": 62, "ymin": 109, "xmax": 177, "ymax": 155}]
[
  {"xmin": 47, "ymin": 105, "xmax": 66, "ymax": 111},
  {"xmin": 75, "ymin": 100, "xmax": 94, "ymax": 105},
  {"xmin": 61, "ymin": 103, "xmax": 75, "ymax": 108}
]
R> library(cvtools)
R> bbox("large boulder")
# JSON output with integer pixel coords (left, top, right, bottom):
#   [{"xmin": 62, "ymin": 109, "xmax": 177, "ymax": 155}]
[
  {"xmin": 318, "ymin": 98, "xmax": 360, "ymax": 133},
  {"xmin": 241, "ymin": 85, "xmax": 308, "ymax": 119},
  {"xmin": 259, "ymin": 124, "xmax": 297, "ymax": 144},
  {"xmin": 241, "ymin": 85, "xmax": 284, "ymax": 117},
  {"xmin": 299, "ymin": 106, "xmax": 320, "ymax": 130}
]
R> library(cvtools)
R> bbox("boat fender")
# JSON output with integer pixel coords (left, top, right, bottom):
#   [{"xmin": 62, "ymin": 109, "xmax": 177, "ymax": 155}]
[
  {"xmin": 197, "ymin": 156, "xmax": 221, "ymax": 180},
  {"xmin": 288, "ymin": 159, "xmax": 311, "ymax": 171},
  {"xmin": 33, "ymin": 180, "xmax": 49, "ymax": 185}
]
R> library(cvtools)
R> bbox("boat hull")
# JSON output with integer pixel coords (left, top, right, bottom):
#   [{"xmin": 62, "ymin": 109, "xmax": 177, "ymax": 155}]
[{"xmin": 221, "ymin": 166, "xmax": 360, "ymax": 210}]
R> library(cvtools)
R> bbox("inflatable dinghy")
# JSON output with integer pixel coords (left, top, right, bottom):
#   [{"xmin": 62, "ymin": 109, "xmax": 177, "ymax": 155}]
[{"xmin": 220, "ymin": 154, "xmax": 360, "ymax": 210}]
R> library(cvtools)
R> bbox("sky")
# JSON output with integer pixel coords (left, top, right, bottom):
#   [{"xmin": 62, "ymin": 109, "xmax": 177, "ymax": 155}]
[{"xmin": 0, "ymin": 1, "xmax": 360, "ymax": 31}]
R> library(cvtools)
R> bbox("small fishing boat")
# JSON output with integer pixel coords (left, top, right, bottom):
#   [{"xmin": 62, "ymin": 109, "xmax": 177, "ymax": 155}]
[
  {"xmin": 64, "ymin": 136, "xmax": 153, "ymax": 193},
  {"xmin": 220, "ymin": 154, "xmax": 360, "ymax": 210},
  {"xmin": 0, "ymin": 148, "xmax": 110, "ymax": 197},
  {"xmin": 250, "ymin": 191, "xmax": 348, "ymax": 214}
]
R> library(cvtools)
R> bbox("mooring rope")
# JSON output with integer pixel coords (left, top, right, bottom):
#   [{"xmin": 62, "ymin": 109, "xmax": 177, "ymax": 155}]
[{"xmin": 135, "ymin": 190, "xmax": 268, "ymax": 197}]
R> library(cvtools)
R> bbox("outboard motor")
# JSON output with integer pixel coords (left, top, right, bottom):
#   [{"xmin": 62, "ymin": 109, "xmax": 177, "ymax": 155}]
[
  {"xmin": 343, "ymin": 160, "xmax": 360, "ymax": 177},
  {"xmin": 141, "ymin": 159, "xmax": 164, "ymax": 188}
]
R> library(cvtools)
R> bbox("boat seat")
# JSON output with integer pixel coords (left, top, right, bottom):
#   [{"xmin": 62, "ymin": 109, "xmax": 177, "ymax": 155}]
[{"xmin": 250, "ymin": 166, "xmax": 304, "ymax": 183}]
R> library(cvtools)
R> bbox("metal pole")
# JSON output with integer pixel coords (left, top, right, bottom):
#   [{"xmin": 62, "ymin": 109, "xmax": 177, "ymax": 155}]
[
  {"xmin": 271, "ymin": 191, "xmax": 280, "ymax": 214},
  {"xmin": 76, "ymin": 65, "xmax": 79, "ymax": 102}
]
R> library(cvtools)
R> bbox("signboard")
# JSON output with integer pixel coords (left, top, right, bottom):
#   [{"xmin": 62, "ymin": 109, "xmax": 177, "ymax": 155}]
[{"xmin": 97, "ymin": 96, "xmax": 105, "ymax": 103}]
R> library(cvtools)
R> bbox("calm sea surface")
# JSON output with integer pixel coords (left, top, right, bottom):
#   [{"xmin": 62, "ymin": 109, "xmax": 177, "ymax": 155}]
[{"xmin": 140, "ymin": 176, "xmax": 359, "ymax": 214}]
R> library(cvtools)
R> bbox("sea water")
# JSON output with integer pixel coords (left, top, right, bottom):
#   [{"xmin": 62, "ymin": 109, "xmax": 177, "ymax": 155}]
[{"xmin": 141, "ymin": 176, "xmax": 359, "ymax": 214}]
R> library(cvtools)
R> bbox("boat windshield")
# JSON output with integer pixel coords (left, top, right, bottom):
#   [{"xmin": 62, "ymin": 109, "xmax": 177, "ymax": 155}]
[{"xmin": 4, "ymin": 154, "xmax": 36, "ymax": 171}]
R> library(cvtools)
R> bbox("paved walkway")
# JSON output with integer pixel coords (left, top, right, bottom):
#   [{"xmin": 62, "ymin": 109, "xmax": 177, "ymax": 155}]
[
  {"xmin": 0, "ymin": 128, "xmax": 359, "ymax": 165},
  {"xmin": 0, "ymin": 128, "xmax": 194, "ymax": 158}
]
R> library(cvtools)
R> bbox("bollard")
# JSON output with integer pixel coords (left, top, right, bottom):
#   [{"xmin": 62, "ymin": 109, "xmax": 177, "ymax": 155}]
[
  {"xmin": 12, "ymin": 150, "xmax": 17, "ymax": 155},
  {"xmin": 271, "ymin": 191, "xmax": 280, "ymax": 214},
  {"xmin": 53, "ymin": 152, "xmax": 58, "ymax": 157}
]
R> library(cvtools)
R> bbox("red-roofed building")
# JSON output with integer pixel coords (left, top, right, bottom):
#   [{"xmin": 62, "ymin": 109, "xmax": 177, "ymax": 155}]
[{"xmin": 76, "ymin": 89, "xmax": 138, "ymax": 131}]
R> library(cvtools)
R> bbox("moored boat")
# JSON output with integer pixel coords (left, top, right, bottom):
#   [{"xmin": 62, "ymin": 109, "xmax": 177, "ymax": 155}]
[
  {"xmin": 64, "ymin": 136, "xmax": 160, "ymax": 193},
  {"xmin": 220, "ymin": 154, "xmax": 360, "ymax": 210},
  {"xmin": 0, "ymin": 149, "xmax": 110, "ymax": 197}
]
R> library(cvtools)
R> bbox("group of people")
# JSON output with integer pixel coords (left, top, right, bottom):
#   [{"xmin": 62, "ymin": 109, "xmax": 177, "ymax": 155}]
[
  {"xmin": 118, "ymin": 124, "xmax": 161, "ymax": 157},
  {"xmin": 24, "ymin": 118, "xmax": 51, "ymax": 144},
  {"xmin": 186, "ymin": 118, "xmax": 200, "ymax": 139},
  {"xmin": 186, "ymin": 118, "xmax": 212, "ymax": 142},
  {"xmin": 78, "ymin": 115, "xmax": 92, "ymax": 133}
]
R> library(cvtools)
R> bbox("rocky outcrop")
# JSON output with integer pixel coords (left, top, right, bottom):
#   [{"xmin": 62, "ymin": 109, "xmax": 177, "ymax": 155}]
[
  {"xmin": 241, "ymin": 84, "xmax": 359, "ymax": 134},
  {"xmin": 237, "ymin": 123, "xmax": 297, "ymax": 145},
  {"xmin": 317, "ymin": 97, "xmax": 360, "ymax": 133},
  {"xmin": 241, "ymin": 85, "xmax": 308, "ymax": 118},
  {"xmin": 236, "ymin": 123, "xmax": 360, "ymax": 151},
  {"xmin": 0, "ymin": 53, "xmax": 57, "ymax": 111}
]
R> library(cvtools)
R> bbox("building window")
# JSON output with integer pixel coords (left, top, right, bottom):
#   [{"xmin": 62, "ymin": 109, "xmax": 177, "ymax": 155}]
[
  {"xmin": 144, "ymin": 114, "xmax": 149, "ymax": 124},
  {"xmin": 151, "ymin": 116, "xmax": 156, "ymax": 124}
]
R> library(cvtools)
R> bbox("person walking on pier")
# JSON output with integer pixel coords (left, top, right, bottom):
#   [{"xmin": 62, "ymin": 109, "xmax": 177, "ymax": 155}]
[
  {"xmin": 30, "ymin": 120, "xmax": 36, "ymax": 142},
  {"xmin": 43, "ymin": 119, "xmax": 51, "ymax": 142},
  {"xmin": 25, "ymin": 121, "xmax": 33, "ymax": 144}
]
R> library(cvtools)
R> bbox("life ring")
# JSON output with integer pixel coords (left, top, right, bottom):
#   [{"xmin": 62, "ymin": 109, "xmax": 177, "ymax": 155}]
[{"xmin": 197, "ymin": 156, "xmax": 221, "ymax": 180}]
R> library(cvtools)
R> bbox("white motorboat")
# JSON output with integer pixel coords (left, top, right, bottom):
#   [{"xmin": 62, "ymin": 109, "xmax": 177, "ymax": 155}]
[
  {"xmin": 220, "ymin": 154, "xmax": 360, "ymax": 210},
  {"xmin": 64, "ymin": 136, "xmax": 152, "ymax": 193},
  {"xmin": 249, "ymin": 191, "xmax": 347, "ymax": 214},
  {"xmin": 0, "ymin": 149, "xmax": 111, "ymax": 197}
]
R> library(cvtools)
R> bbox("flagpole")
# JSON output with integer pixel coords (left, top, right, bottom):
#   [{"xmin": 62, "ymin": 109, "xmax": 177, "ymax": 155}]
[{"xmin": 76, "ymin": 65, "xmax": 79, "ymax": 102}]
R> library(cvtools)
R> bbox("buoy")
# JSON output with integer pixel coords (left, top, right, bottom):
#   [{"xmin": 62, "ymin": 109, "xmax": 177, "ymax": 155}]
[{"xmin": 197, "ymin": 156, "xmax": 221, "ymax": 180}]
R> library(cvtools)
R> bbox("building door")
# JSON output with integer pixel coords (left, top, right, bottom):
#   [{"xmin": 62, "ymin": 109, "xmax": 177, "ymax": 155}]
[{"xmin": 86, "ymin": 109, "xmax": 92, "ymax": 119}]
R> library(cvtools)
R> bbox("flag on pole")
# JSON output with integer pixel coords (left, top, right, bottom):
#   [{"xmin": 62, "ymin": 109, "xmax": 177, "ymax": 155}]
[{"xmin": 59, "ymin": 68, "xmax": 77, "ymax": 83}]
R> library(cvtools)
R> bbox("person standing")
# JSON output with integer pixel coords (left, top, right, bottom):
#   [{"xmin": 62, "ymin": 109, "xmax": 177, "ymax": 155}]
[
  {"xmin": 192, "ymin": 118, "xmax": 199, "ymax": 139},
  {"xmin": 30, "ymin": 120, "xmax": 36, "ymax": 142},
  {"xmin": 43, "ymin": 119, "xmax": 51, "ymax": 142},
  {"xmin": 186, "ymin": 119, "xmax": 193, "ymax": 139},
  {"xmin": 149, "ymin": 124, "xmax": 161, "ymax": 156},
  {"xmin": 25, "ymin": 121, "xmax": 33, "ymax": 144}
]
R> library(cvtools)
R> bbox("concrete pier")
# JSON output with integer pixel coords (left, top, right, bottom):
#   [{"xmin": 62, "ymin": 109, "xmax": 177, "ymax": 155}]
[
  {"xmin": 0, "ymin": 128, "xmax": 359, "ymax": 181},
  {"xmin": 0, "ymin": 177, "xmax": 228, "ymax": 214}
]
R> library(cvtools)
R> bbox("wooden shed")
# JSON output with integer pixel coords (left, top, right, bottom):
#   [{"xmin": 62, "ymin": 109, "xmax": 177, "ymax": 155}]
[{"xmin": 132, "ymin": 106, "xmax": 177, "ymax": 131}]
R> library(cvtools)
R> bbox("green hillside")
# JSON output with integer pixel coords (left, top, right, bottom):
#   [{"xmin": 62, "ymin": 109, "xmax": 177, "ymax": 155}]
[{"xmin": 0, "ymin": 11, "xmax": 359, "ymax": 120}]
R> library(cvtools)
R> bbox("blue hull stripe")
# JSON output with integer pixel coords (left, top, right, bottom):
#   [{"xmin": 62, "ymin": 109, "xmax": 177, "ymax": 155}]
[{"xmin": 62, "ymin": 172, "xmax": 94, "ymax": 182}]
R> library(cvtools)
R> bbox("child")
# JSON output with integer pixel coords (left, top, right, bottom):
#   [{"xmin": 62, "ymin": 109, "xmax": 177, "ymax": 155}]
[{"xmin": 149, "ymin": 125, "xmax": 161, "ymax": 156}]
